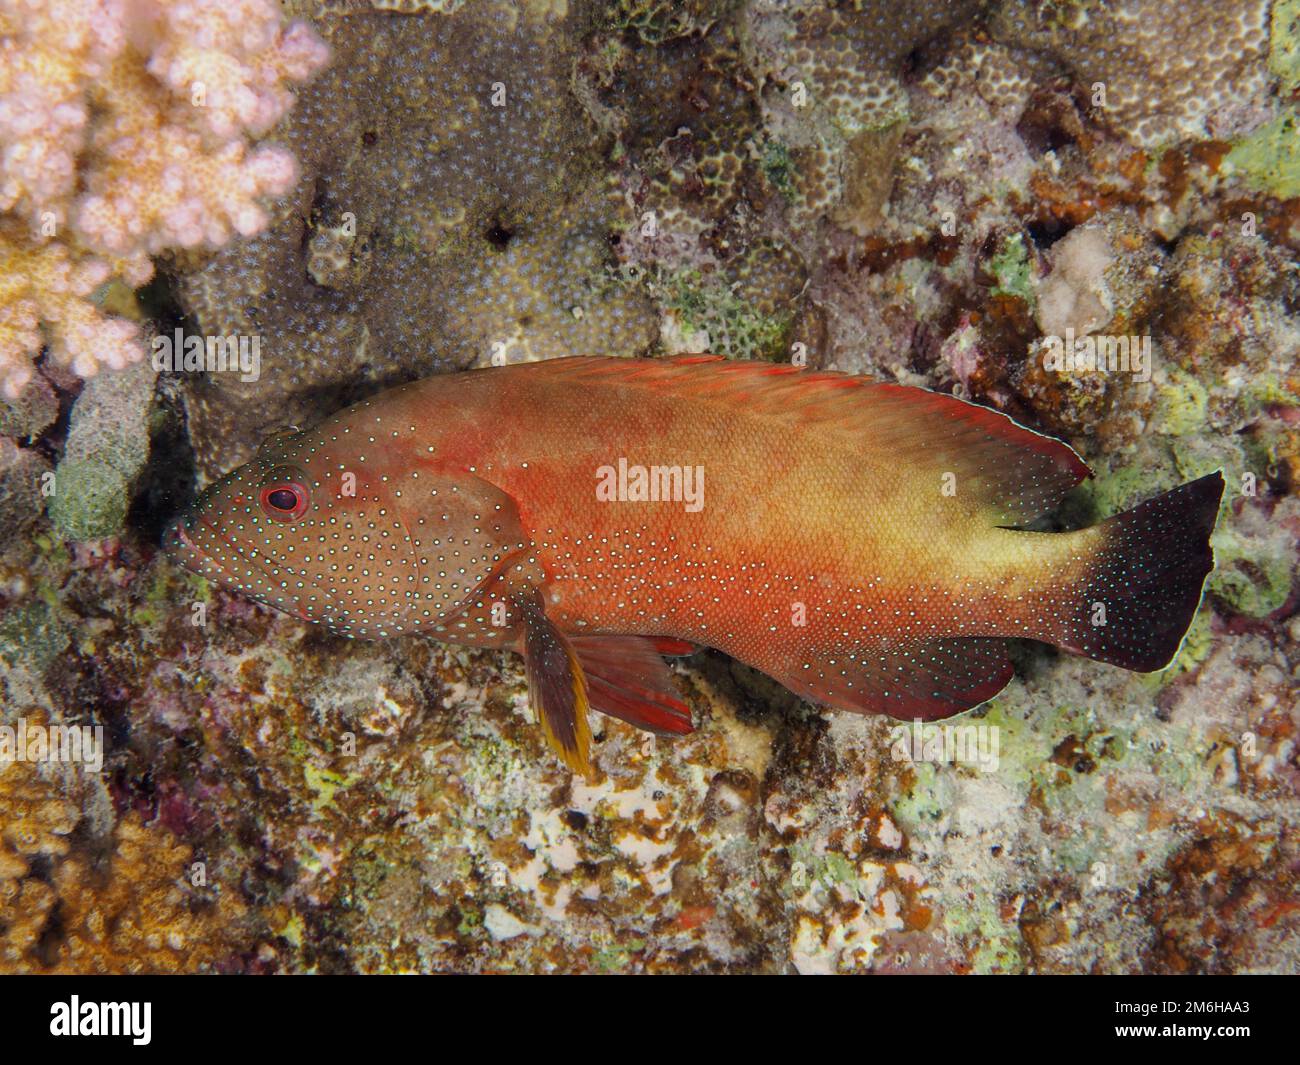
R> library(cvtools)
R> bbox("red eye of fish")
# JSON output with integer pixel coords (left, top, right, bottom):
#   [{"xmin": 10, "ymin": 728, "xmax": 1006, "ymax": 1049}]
[{"xmin": 259, "ymin": 482, "xmax": 309, "ymax": 522}]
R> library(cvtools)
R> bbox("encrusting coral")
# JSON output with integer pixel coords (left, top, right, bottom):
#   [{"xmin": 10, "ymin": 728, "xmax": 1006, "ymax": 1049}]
[
  {"xmin": 0, "ymin": 755, "xmax": 249, "ymax": 974},
  {"xmin": 0, "ymin": 0, "xmax": 329, "ymax": 397},
  {"xmin": 177, "ymin": 1, "xmax": 660, "ymax": 478},
  {"xmin": 991, "ymin": 0, "xmax": 1274, "ymax": 149}
]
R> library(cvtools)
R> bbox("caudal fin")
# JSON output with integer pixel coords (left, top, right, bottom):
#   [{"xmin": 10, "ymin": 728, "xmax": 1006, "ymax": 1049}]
[{"xmin": 1057, "ymin": 472, "xmax": 1224, "ymax": 672}]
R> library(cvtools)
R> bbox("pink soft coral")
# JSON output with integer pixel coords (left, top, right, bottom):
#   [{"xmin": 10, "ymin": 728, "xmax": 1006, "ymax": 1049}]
[
  {"xmin": 0, "ymin": 0, "xmax": 329, "ymax": 397},
  {"xmin": 0, "ymin": 223, "xmax": 141, "ymax": 398}
]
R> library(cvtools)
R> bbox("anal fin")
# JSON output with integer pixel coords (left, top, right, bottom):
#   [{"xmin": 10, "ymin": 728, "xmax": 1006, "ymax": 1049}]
[
  {"xmin": 649, "ymin": 637, "xmax": 698, "ymax": 657},
  {"xmin": 781, "ymin": 637, "xmax": 1014, "ymax": 722},
  {"xmin": 569, "ymin": 635, "xmax": 695, "ymax": 736}
]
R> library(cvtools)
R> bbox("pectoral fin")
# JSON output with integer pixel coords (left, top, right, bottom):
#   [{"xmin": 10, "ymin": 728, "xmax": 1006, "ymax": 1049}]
[{"xmin": 519, "ymin": 591, "xmax": 593, "ymax": 777}]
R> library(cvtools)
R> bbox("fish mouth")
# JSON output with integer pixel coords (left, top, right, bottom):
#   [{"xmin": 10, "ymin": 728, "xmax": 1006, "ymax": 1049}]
[
  {"xmin": 162, "ymin": 508, "xmax": 348, "ymax": 629},
  {"xmin": 162, "ymin": 509, "xmax": 259, "ymax": 590},
  {"xmin": 163, "ymin": 511, "xmax": 206, "ymax": 573},
  {"xmin": 163, "ymin": 507, "xmax": 274, "ymax": 591}
]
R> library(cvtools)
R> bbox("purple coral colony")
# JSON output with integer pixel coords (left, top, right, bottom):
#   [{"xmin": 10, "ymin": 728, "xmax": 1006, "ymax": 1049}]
[{"xmin": 0, "ymin": 0, "xmax": 1297, "ymax": 994}]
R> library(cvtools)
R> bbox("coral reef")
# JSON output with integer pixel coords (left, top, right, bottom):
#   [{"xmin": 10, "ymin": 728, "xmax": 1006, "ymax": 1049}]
[
  {"xmin": 47, "ymin": 359, "xmax": 158, "ymax": 540},
  {"xmin": 0, "ymin": 227, "xmax": 141, "ymax": 397},
  {"xmin": 990, "ymin": 0, "xmax": 1274, "ymax": 148},
  {"xmin": 0, "ymin": 755, "xmax": 250, "ymax": 973},
  {"xmin": 749, "ymin": 0, "xmax": 988, "ymax": 232},
  {"xmin": 1033, "ymin": 225, "xmax": 1115, "ymax": 339},
  {"xmin": 0, "ymin": 0, "xmax": 1296, "ymax": 974},
  {"xmin": 177, "ymin": 0, "xmax": 658, "ymax": 478},
  {"xmin": 0, "ymin": 436, "xmax": 48, "ymax": 542}
]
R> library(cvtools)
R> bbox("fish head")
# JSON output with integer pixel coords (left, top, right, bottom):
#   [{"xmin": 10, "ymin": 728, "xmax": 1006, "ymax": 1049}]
[
  {"xmin": 164, "ymin": 425, "xmax": 356, "ymax": 631},
  {"xmin": 165, "ymin": 416, "xmax": 526, "ymax": 639}
]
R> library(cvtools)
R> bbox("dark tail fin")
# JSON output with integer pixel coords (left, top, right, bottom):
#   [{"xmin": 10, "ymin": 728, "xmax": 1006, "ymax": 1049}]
[{"xmin": 1057, "ymin": 472, "xmax": 1224, "ymax": 672}]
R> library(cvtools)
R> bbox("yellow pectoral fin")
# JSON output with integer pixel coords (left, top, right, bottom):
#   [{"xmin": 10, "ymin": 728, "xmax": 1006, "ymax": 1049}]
[{"xmin": 521, "ymin": 594, "xmax": 593, "ymax": 778}]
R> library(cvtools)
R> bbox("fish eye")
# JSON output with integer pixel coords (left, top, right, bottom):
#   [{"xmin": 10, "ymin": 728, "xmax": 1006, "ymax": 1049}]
[{"xmin": 259, "ymin": 469, "xmax": 311, "ymax": 522}]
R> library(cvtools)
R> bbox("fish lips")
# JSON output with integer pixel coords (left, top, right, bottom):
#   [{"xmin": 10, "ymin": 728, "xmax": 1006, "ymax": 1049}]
[
  {"xmin": 161, "ymin": 507, "xmax": 336, "ymax": 627},
  {"xmin": 163, "ymin": 511, "xmax": 209, "ymax": 575}
]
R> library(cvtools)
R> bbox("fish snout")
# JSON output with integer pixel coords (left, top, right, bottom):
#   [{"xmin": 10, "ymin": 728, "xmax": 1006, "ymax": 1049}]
[{"xmin": 162, "ymin": 511, "xmax": 205, "ymax": 571}]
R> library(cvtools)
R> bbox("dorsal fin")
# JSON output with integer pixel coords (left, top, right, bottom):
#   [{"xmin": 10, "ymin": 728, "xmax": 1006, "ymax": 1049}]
[{"xmin": 506, "ymin": 356, "xmax": 1091, "ymax": 525}]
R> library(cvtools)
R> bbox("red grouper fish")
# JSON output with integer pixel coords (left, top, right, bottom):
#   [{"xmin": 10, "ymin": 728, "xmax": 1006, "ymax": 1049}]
[{"xmin": 166, "ymin": 356, "xmax": 1224, "ymax": 774}]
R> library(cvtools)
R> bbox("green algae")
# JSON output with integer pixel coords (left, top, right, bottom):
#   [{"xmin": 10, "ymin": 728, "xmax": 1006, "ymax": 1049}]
[
  {"xmin": 760, "ymin": 139, "xmax": 798, "ymax": 203},
  {"xmin": 304, "ymin": 763, "xmax": 360, "ymax": 812},
  {"xmin": 1166, "ymin": 605, "xmax": 1216, "ymax": 675},
  {"xmin": 0, "ymin": 597, "xmax": 70, "ymax": 672},
  {"xmin": 990, "ymin": 232, "xmax": 1035, "ymax": 306},
  {"xmin": 1225, "ymin": 108, "xmax": 1300, "ymax": 200},
  {"xmin": 1154, "ymin": 368, "xmax": 1209, "ymax": 437},
  {"xmin": 1080, "ymin": 458, "xmax": 1179, "ymax": 521},
  {"xmin": 1209, "ymin": 526, "xmax": 1295, "ymax": 617},
  {"xmin": 789, "ymin": 843, "xmax": 859, "ymax": 895},
  {"xmin": 1271, "ymin": 0, "xmax": 1300, "ymax": 93},
  {"xmin": 1056, "ymin": 824, "xmax": 1109, "ymax": 874},
  {"xmin": 969, "ymin": 701, "xmax": 1056, "ymax": 792},
  {"xmin": 593, "ymin": 937, "xmax": 647, "ymax": 971},
  {"xmin": 46, "ymin": 460, "xmax": 128, "ymax": 542},
  {"xmin": 1162, "ymin": 428, "xmax": 1297, "ymax": 620},
  {"xmin": 456, "ymin": 908, "xmax": 482, "ymax": 937},
  {"xmin": 943, "ymin": 894, "xmax": 1023, "ymax": 974},
  {"xmin": 1245, "ymin": 371, "xmax": 1300, "ymax": 408},
  {"xmin": 608, "ymin": 0, "xmax": 732, "ymax": 44},
  {"xmin": 658, "ymin": 269, "xmax": 793, "ymax": 360},
  {"xmin": 131, "ymin": 564, "xmax": 209, "ymax": 629},
  {"xmin": 889, "ymin": 760, "xmax": 948, "ymax": 829}
]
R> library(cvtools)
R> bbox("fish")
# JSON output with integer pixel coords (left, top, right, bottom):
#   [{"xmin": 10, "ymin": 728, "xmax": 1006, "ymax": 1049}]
[{"xmin": 165, "ymin": 355, "xmax": 1224, "ymax": 775}]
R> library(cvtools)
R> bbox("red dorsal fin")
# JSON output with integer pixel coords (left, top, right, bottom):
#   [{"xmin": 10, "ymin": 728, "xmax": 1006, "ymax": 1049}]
[
  {"xmin": 568, "ymin": 635, "xmax": 694, "ymax": 736},
  {"xmin": 509, "ymin": 356, "xmax": 1091, "ymax": 525}
]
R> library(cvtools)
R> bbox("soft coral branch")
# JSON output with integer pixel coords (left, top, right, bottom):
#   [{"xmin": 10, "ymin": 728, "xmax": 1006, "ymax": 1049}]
[{"xmin": 0, "ymin": 0, "xmax": 329, "ymax": 397}]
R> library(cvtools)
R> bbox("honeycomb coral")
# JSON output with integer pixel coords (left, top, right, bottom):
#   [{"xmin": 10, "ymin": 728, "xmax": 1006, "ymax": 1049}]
[
  {"xmin": 748, "ymin": 0, "xmax": 988, "ymax": 232},
  {"xmin": 177, "ymin": 1, "xmax": 658, "ymax": 478},
  {"xmin": 920, "ymin": 36, "xmax": 1039, "ymax": 120},
  {"xmin": 594, "ymin": 17, "xmax": 808, "ymax": 356},
  {"xmin": 990, "ymin": 0, "xmax": 1273, "ymax": 148},
  {"xmin": 605, "ymin": 0, "xmax": 735, "ymax": 44}
]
